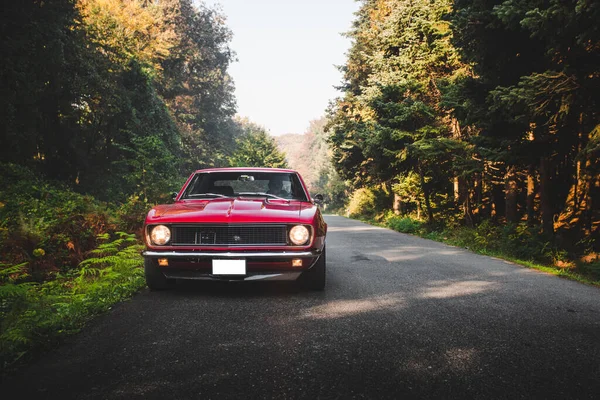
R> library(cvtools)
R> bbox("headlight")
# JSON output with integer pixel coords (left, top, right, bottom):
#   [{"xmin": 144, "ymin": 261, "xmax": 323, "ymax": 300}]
[
  {"xmin": 150, "ymin": 225, "xmax": 171, "ymax": 245},
  {"xmin": 289, "ymin": 225, "xmax": 310, "ymax": 245}
]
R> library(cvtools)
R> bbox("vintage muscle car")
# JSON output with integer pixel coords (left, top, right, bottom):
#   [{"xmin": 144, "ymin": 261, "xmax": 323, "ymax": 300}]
[{"xmin": 142, "ymin": 168, "xmax": 327, "ymax": 290}]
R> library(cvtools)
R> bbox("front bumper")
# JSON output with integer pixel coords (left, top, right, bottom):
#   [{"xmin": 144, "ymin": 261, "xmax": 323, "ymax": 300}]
[
  {"xmin": 142, "ymin": 250, "xmax": 321, "ymax": 258},
  {"xmin": 142, "ymin": 249, "xmax": 323, "ymax": 282}
]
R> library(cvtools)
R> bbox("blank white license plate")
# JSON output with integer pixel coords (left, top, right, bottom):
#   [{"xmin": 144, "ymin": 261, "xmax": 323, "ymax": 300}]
[{"xmin": 212, "ymin": 259, "xmax": 246, "ymax": 275}]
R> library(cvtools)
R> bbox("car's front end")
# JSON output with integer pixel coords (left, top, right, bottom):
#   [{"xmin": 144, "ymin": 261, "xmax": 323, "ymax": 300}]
[{"xmin": 142, "ymin": 168, "xmax": 327, "ymax": 290}]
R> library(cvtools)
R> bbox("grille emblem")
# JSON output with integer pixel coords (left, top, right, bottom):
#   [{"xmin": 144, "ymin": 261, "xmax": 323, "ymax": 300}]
[
  {"xmin": 196, "ymin": 231, "xmax": 216, "ymax": 244},
  {"xmin": 233, "ymin": 235, "xmax": 242, "ymax": 243}
]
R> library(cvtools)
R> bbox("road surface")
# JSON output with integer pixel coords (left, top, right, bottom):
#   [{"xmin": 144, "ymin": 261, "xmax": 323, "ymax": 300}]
[{"xmin": 4, "ymin": 215, "xmax": 600, "ymax": 399}]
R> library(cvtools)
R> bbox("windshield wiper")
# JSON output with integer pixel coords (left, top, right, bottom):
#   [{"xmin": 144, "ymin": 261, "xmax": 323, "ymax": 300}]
[
  {"xmin": 187, "ymin": 193, "xmax": 229, "ymax": 198},
  {"xmin": 237, "ymin": 192, "xmax": 290, "ymax": 202}
]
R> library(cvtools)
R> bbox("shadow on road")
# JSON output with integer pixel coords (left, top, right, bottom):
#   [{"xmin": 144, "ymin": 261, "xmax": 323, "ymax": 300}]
[{"xmin": 4, "ymin": 215, "xmax": 600, "ymax": 400}]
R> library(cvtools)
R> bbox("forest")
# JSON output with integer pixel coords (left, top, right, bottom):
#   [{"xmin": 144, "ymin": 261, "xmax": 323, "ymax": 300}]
[
  {"xmin": 0, "ymin": 0, "xmax": 291, "ymax": 270},
  {"xmin": 0, "ymin": 0, "xmax": 599, "ymax": 372},
  {"xmin": 326, "ymin": 0, "xmax": 599, "ymax": 274},
  {"xmin": 0, "ymin": 0, "xmax": 286, "ymax": 370}
]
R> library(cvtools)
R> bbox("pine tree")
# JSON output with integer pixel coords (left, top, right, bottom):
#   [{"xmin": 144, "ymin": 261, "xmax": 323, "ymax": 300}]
[{"xmin": 229, "ymin": 119, "xmax": 288, "ymax": 169}]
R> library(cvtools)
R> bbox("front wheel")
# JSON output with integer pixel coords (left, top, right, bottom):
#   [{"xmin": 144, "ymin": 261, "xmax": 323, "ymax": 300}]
[
  {"xmin": 144, "ymin": 258, "xmax": 174, "ymax": 291},
  {"xmin": 301, "ymin": 246, "xmax": 326, "ymax": 291}
]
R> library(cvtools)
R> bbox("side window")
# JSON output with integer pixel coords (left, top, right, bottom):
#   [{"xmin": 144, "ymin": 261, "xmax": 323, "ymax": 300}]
[
  {"xmin": 290, "ymin": 174, "xmax": 308, "ymax": 201},
  {"xmin": 183, "ymin": 175, "xmax": 201, "ymax": 197}
]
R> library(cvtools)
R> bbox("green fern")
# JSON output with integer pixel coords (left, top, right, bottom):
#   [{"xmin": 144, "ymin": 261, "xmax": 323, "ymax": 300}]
[
  {"xmin": 1, "ymin": 233, "xmax": 145, "ymax": 370},
  {"xmin": 0, "ymin": 282, "xmax": 35, "ymax": 301},
  {"xmin": 0, "ymin": 262, "xmax": 28, "ymax": 283}
]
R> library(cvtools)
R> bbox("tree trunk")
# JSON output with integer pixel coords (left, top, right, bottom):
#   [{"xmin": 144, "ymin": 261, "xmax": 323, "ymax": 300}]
[
  {"xmin": 384, "ymin": 181, "xmax": 393, "ymax": 210},
  {"xmin": 584, "ymin": 159, "xmax": 599, "ymax": 235},
  {"xmin": 574, "ymin": 160, "xmax": 581, "ymax": 211},
  {"xmin": 454, "ymin": 177, "xmax": 460, "ymax": 204},
  {"xmin": 491, "ymin": 183, "xmax": 505, "ymax": 221},
  {"xmin": 418, "ymin": 161, "xmax": 434, "ymax": 223},
  {"xmin": 455, "ymin": 176, "xmax": 472, "ymax": 224},
  {"xmin": 471, "ymin": 172, "xmax": 482, "ymax": 222},
  {"xmin": 505, "ymin": 165, "xmax": 518, "ymax": 224},
  {"xmin": 451, "ymin": 117, "xmax": 467, "ymax": 220},
  {"xmin": 574, "ymin": 114, "xmax": 584, "ymax": 214},
  {"xmin": 393, "ymin": 193, "xmax": 401, "ymax": 215},
  {"xmin": 463, "ymin": 180, "xmax": 474, "ymax": 227},
  {"xmin": 526, "ymin": 165, "xmax": 537, "ymax": 225},
  {"xmin": 540, "ymin": 157, "xmax": 554, "ymax": 236}
]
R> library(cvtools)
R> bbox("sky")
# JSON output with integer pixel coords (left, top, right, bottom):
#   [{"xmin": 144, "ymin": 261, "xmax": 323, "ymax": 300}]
[{"xmin": 203, "ymin": 0, "xmax": 360, "ymax": 136}]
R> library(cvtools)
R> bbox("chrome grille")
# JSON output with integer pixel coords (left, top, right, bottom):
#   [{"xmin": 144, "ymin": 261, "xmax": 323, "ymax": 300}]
[{"xmin": 171, "ymin": 225, "xmax": 288, "ymax": 246}]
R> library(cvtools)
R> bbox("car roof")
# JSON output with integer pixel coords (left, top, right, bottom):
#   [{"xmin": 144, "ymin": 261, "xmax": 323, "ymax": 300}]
[{"xmin": 194, "ymin": 167, "xmax": 298, "ymax": 174}]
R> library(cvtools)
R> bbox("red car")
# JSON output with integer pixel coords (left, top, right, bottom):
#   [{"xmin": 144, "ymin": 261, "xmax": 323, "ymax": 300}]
[{"xmin": 142, "ymin": 168, "xmax": 327, "ymax": 290}]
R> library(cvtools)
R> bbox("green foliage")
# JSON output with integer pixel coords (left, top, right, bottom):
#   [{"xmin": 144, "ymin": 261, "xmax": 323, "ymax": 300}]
[
  {"xmin": 392, "ymin": 172, "xmax": 423, "ymax": 206},
  {"xmin": 382, "ymin": 214, "xmax": 560, "ymax": 265},
  {"xmin": 0, "ymin": 233, "xmax": 144, "ymax": 371},
  {"xmin": 346, "ymin": 188, "xmax": 377, "ymax": 219},
  {"xmin": 114, "ymin": 195, "xmax": 154, "ymax": 234},
  {"xmin": 159, "ymin": 0, "xmax": 237, "ymax": 171},
  {"xmin": 579, "ymin": 260, "xmax": 600, "ymax": 278},
  {"xmin": 384, "ymin": 214, "xmax": 425, "ymax": 235},
  {"xmin": 451, "ymin": 0, "xmax": 600, "ymax": 234},
  {"xmin": 327, "ymin": 0, "xmax": 471, "ymax": 223},
  {"xmin": 0, "ymin": 0, "xmax": 242, "ymax": 373},
  {"xmin": 317, "ymin": 166, "xmax": 349, "ymax": 212},
  {"xmin": 229, "ymin": 119, "xmax": 289, "ymax": 168},
  {"xmin": 0, "ymin": 163, "xmax": 115, "ymax": 277},
  {"xmin": 0, "ymin": 263, "xmax": 29, "ymax": 284},
  {"xmin": 0, "ymin": 0, "xmax": 83, "ymax": 176},
  {"xmin": 426, "ymin": 220, "xmax": 558, "ymax": 263},
  {"xmin": 0, "ymin": 0, "xmax": 237, "ymax": 203},
  {"xmin": 371, "ymin": 214, "xmax": 599, "ymax": 285},
  {"xmin": 330, "ymin": 0, "xmax": 599, "ymax": 246}
]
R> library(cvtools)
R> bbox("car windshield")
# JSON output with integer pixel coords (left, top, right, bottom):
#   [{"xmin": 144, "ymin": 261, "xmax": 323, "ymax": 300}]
[{"xmin": 180, "ymin": 171, "xmax": 309, "ymax": 201}]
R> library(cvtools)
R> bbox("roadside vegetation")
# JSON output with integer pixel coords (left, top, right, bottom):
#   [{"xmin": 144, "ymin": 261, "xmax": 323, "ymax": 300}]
[
  {"xmin": 0, "ymin": 232, "xmax": 144, "ymax": 371},
  {"xmin": 0, "ymin": 0, "xmax": 288, "ymax": 374},
  {"xmin": 0, "ymin": 164, "xmax": 149, "ymax": 371},
  {"xmin": 322, "ymin": 0, "xmax": 599, "ymax": 283},
  {"xmin": 360, "ymin": 212, "xmax": 600, "ymax": 287}
]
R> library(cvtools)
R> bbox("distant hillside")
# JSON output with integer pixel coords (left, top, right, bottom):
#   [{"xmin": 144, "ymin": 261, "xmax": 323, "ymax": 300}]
[
  {"xmin": 275, "ymin": 133, "xmax": 311, "ymax": 185},
  {"xmin": 275, "ymin": 118, "xmax": 329, "ymax": 193}
]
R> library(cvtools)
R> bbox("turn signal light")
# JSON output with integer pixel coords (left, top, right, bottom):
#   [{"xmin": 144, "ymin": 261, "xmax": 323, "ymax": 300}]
[
  {"xmin": 292, "ymin": 259, "xmax": 303, "ymax": 267},
  {"xmin": 158, "ymin": 258, "xmax": 169, "ymax": 267}
]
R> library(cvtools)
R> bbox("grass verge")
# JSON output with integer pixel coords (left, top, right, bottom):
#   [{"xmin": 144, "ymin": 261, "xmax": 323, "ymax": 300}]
[
  {"xmin": 0, "ymin": 233, "xmax": 146, "ymax": 374},
  {"xmin": 355, "ymin": 214, "xmax": 600, "ymax": 287}
]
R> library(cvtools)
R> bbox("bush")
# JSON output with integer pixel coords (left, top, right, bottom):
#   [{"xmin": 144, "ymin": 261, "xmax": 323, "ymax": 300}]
[
  {"xmin": 0, "ymin": 164, "xmax": 116, "ymax": 278},
  {"xmin": 379, "ymin": 210, "xmax": 560, "ymax": 266},
  {"xmin": 356, "ymin": 207, "xmax": 599, "ymax": 285},
  {"xmin": 384, "ymin": 214, "xmax": 424, "ymax": 235},
  {"xmin": 579, "ymin": 260, "xmax": 600, "ymax": 277},
  {"xmin": 346, "ymin": 188, "xmax": 377, "ymax": 218},
  {"xmin": 114, "ymin": 195, "xmax": 151, "ymax": 235}
]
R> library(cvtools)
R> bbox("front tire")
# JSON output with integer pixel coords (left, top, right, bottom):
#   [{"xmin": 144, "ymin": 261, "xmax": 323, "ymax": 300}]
[
  {"xmin": 301, "ymin": 246, "xmax": 326, "ymax": 291},
  {"xmin": 144, "ymin": 258, "xmax": 174, "ymax": 291}
]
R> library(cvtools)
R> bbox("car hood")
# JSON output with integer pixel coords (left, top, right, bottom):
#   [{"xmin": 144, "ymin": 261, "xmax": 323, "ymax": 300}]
[{"xmin": 146, "ymin": 198, "xmax": 317, "ymax": 225}]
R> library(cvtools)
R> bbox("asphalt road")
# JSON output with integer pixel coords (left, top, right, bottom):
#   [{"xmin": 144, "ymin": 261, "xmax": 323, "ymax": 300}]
[{"xmin": 4, "ymin": 215, "xmax": 600, "ymax": 399}]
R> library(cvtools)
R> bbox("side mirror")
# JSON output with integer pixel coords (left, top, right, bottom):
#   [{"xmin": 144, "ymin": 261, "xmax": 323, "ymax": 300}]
[
  {"xmin": 313, "ymin": 194, "xmax": 324, "ymax": 205},
  {"xmin": 171, "ymin": 192, "xmax": 179, "ymax": 201}
]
